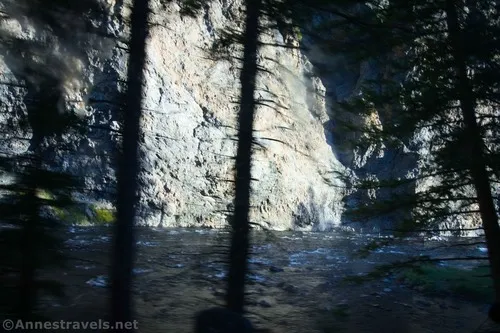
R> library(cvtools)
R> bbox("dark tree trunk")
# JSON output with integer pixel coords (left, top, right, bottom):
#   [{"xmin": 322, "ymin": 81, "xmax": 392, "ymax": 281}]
[
  {"xmin": 18, "ymin": 172, "xmax": 38, "ymax": 320},
  {"xmin": 110, "ymin": 0, "xmax": 149, "ymax": 329},
  {"xmin": 195, "ymin": 307, "xmax": 254, "ymax": 333},
  {"xmin": 17, "ymin": 84, "xmax": 60, "ymax": 319},
  {"xmin": 445, "ymin": 0, "xmax": 500, "ymax": 304},
  {"xmin": 226, "ymin": 0, "xmax": 262, "ymax": 314}
]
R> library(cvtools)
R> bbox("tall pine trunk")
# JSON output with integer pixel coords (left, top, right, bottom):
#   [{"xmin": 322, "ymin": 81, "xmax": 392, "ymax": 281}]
[
  {"xmin": 18, "ymin": 164, "xmax": 39, "ymax": 320},
  {"xmin": 17, "ymin": 85, "xmax": 59, "ymax": 319},
  {"xmin": 445, "ymin": 0, "xmax": 500, "ymax": 305},
  {"xmin": 110, "ymin": 0, "xmax": 149, "ymax": 328},
  {"xmin": 226, "ymin": 0, "xmax": 261, "ymax": 314}
]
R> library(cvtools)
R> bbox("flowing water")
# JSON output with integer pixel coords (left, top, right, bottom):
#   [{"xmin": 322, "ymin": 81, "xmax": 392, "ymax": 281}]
[{"xmin": 40, "ymin": 227, "xmax": 497, "ymax": 332}]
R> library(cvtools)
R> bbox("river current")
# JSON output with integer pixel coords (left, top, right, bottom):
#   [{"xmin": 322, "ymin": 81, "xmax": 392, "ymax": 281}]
[{"xmin": 39, "ymin": 227, "xmax": 494, "ymax": 332}]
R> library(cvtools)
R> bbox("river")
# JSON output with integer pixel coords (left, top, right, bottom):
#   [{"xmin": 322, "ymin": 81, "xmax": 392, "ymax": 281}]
[{"xmin": 38, "ymin": 227, "xmax": 498, "ymax": 332}]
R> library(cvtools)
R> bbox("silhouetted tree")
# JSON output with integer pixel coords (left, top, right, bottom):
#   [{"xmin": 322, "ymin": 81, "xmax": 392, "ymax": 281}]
[
  {"xmin": 176, "ymin": 0, "xmax": 263, "ymax": 316},
  {"xmin": 444, "ymin": 0, "xmax": 500, "ymax": 319},
  {"xmin": 110, "ymin": 0, "xmax": 150, "ymax": 329},
  {"xmin": 226, "ymin": 0, "xmax": 262, "ymax": 314},
  {"xmin": 289, "ymin": 0, "xmax": 500, "ymax": 318},
  {"xmin": 0, "ymin": 0, "xmax": 108, "ymax": 320}
]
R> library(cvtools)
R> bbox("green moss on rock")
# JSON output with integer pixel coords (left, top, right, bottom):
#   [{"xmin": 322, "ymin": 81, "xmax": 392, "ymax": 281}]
[
  {"xmin": 53, "ymin": 206, "xmax": 89, "ymax": 225},
  {"xmin": 293, "ymin": 26, "xmax": 302, "ymax": 42},
  {"xmin": 36, "ymin": 189, "xmax": 55, "ymax": 200},
  {"xmin": 52, "ymin": 203, "xmax": 115, "ymax": 225},
  {"xmin": 93, "ymin": 207, "xmax": 115, "ymax": 224}
]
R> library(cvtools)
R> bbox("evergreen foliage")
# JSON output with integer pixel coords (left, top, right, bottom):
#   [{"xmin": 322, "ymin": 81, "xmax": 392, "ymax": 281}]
[{"xmin": 0, "ymin": 0, "xmax": 108, "ymax": 320}]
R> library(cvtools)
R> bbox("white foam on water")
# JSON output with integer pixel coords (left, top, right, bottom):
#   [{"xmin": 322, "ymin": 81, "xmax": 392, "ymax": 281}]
[
  {"xmin": 289, "ymin": 253, "xmax": 306, "ymax": 266},
  {"xmin": 75, "ymin": 265, "xmax": 96, "ymax": 270},
  {"xmin": 280, "ymin": 236, "xmax": 302, "ymax": 240},
  {"xmin": 387, "ymin": 250, "xmax": 406, "ymax": 254},
  {"xmin": 308, "ymin": 248, "xmax": 329, "ymax": 254},
  {"xmin": 477, "ymin": 246, "xmax": 488, "ymax": 253},
  {"xmin": 374, "ymin": 248, "xmax": 406, "ymax": 255},
  {"xmin": 248, "ymin": 257, "xmax": 272, "ymax": 265},
  {"xmin": 437, "ymin": 259, "xmax": 480, "ymax": 270},
  {"xmin": 136, "ymin": 241, "xmax": 158, "ymax": 247},
  {"xmin": 65, "ymin": 239, "xmax": 92, "ymax": 246},
  {"xmin": 86, "ymin": 275, "xmax": 108, "ymax": 287},
  {"xmin": 326, "ymin": 255, "xmax": 349, "ymax": 263},
  {"xmin": 289, "ymin": 248, "xmax": 337, "ymax": 266},
  {"xmin": 252, "ymin": 244, "xmax": 272, "ymax": 251},
  {"xmin": 425, "ymin": 235, "xmax": 449, "ymax": 242},
  {"xmin": 248, "ymin": 274, "xmax": 266, "ymax": 283},
  {"xmin": 133, "ymin": 268, "xmax": 153, "ymax": 274}
]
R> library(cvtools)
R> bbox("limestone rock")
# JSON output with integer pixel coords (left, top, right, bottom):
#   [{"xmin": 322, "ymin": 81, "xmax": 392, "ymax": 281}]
[{"xmin": 0, "ymin": 0, "xmax": 345, "ymax": 231}]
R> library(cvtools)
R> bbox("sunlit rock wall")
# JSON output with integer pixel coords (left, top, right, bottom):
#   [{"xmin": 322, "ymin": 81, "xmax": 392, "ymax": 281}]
[{"xmin": 0, "ymin": 0, "xmax": 347, "ymax": 230}]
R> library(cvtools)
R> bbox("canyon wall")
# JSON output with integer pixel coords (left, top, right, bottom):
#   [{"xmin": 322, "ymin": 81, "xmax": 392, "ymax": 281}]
[
  {"xmin": 0, "ymin": 0, "xmax": 347, "ymax": 230},
  {"xmin": 0, "ymin": 0, "xmax": 487, "ymax": 233}
]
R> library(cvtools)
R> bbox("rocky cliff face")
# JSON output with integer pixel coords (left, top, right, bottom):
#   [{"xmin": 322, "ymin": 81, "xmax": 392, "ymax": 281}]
[
  {"xmin": 0, "ymin": 0, "xmax": 348, "ymax": 230},
  {"xmin": 0, "ymin": 1, "xmax": 487, "ymax": 233},
  {"xmin": 136, "ymin": 1, "xmax": 351, "ymax": 230}
]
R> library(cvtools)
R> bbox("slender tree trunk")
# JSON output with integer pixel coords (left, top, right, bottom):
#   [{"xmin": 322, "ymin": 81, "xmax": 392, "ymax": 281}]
[
  {"xmin": 445, "ymin": 0, "xmax": 500, "ymax": 303},
  {"xmin": 110, "ymin": 0, "xmax": 149, "ymax": 329},
  {"xmin": 18, "ymin": 87, "xmax": 51, "ymax": 320},
  {"xmin": 18, "ymin": 165, "xmax": 39, "ymax": 320},
  {"xmin": 226, "ymin": 0, "xmax": 261, "ymax": 314}
]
